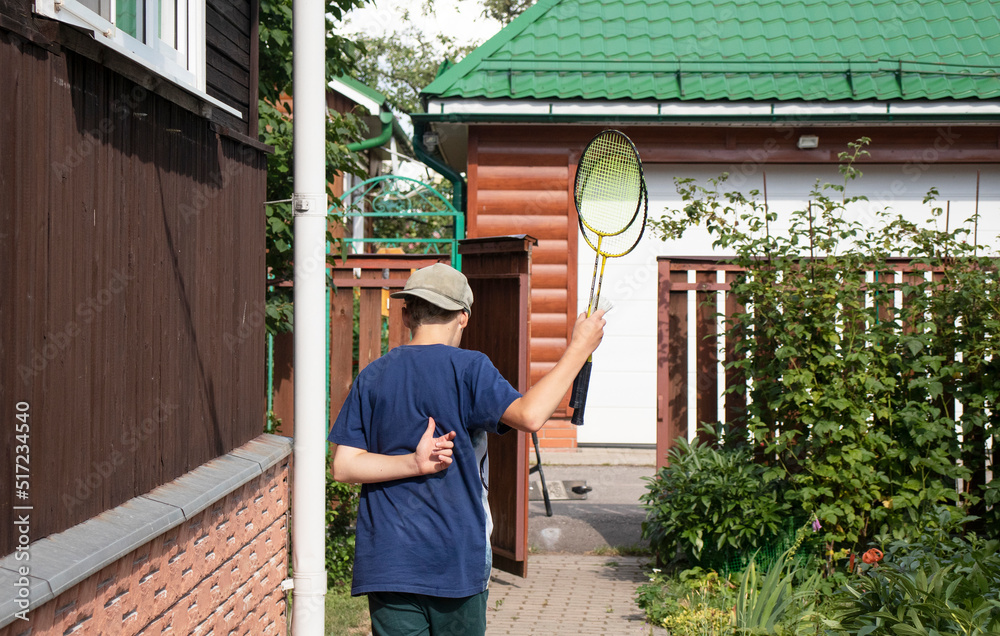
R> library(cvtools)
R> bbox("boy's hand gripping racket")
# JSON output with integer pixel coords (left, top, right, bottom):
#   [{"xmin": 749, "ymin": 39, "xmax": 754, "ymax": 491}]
[{"xmin": 569, "ymin": 130, "xmax": 646, "ymax": 425}]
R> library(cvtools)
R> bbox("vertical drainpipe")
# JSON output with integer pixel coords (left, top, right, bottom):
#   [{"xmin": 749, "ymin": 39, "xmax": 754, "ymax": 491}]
[
  {"xmin": 413, "ymin": 120, "xmax": 465, "ymax": 212},
  {"xmin": 412, "ymin": 119, "xmax": 466, "ymax": 268},
  {"xmin": 291, "ymin": 0, "xmax": 327, "ymax": 632}
]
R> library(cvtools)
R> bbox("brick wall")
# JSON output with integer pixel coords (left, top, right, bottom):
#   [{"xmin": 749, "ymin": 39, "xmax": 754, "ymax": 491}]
[
  {"xmin": 535, "ymin": 418, "xmax": 579, "ymax": 451},
  {"xmin": 1, "ymin": 461, "xmax": 289, "ymax": 636}
]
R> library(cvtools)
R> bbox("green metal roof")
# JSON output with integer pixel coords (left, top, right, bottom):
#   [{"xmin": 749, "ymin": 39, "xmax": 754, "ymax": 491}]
[
  {"xmin": 423, "ymin": 0, "xmax": 1000, "ymax": 102},
  {"xmin": 331, "ymin": 75, "xmax": 389, "ymax": 114}
]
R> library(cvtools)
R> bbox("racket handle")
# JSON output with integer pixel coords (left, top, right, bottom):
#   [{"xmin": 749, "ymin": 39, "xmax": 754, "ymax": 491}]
[{"xmin": 569, "ymin": 360, "xmax": 592, "ymax": 426}]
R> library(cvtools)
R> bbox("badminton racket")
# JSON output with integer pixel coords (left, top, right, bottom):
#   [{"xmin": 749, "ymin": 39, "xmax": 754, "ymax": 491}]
[{"xmin": 568, "ymin": 130, "xmax": 645, "ymax": 425}]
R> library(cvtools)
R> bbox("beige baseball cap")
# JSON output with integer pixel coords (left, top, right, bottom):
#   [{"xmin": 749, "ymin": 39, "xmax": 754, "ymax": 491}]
[{"xmin": 390, "ymin": 263, "xmax": 474, "ymax": 314}]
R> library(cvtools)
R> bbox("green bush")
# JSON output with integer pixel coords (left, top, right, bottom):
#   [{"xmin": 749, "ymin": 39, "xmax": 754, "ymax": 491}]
[
  {"xmin": 650, "ymin": 138, "xmax": 1000, "ymax": 564},
  {"xmin": 636, "ymin": 567, "xmax": 734, "ymax": 635},
  {"xmin": 641, "ymin": 437, "xmax": 792, "ymax": 568},
  {"xmin": 826, "ymin": 529, "xmax": 1000, "ymax": 635},
  {"xmin": 636, "ymin": 536, "xmax": 822, "ymax": 636},
  {"xmin": 326, "ymin": 473, "xmax": 360, "ymax": 587}
]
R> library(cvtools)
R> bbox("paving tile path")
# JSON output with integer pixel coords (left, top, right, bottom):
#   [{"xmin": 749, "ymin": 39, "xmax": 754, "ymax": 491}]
[{"xmin": 486, "ymin": 555, "xmax": 667, "ymax": 635}]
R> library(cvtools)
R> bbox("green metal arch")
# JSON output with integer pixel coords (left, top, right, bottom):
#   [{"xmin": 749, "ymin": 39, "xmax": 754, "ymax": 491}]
[
  {"xmin": 329, "ymin": 175, "xmax": 465, "ymax": 269},
  {"xmin": 335, "ymin": 175, "xmax": 459, "ymax": 215}
]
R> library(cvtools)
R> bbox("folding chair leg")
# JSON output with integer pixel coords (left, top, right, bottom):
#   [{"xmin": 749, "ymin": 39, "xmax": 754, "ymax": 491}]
[{"xmin": 528, "ymin": 432, "xmax": 553, "ymax": 517}]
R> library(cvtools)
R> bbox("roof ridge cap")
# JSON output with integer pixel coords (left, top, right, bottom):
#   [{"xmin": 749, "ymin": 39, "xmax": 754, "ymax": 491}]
[{"xmin": 422, "ymin": 0, "xmax": 566, "ymax": 98}]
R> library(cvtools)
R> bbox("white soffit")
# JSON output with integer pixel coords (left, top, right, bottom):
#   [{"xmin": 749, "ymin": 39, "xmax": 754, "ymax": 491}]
[
  {"xmin": 773, "ymin": 102, "xmax": 889, "ymax": 115},
  {"xmin": 889, "ymin": 101, "xmax": 1000, "ymax": 115},
  {"xmin": 554, "ymin": 101, "xmax": 659, "ymax": 116},
  {"xmin": 426, "ymin": 99, "xmax": 1000, "ymax": 118},
  {"xmin": 431, "ymin": 99, "xmax": 552, "ymax": 115},
  {"xmin": 658, "ymin": 102, "xmax": 771, "ymax": 116}
]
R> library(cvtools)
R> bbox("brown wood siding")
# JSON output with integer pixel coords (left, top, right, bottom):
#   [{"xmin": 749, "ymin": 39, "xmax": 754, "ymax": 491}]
[
  {"xmin": 205, "ymin": 0, "xmax": 255, "ymax": 134},
  {"xmin": 0, "ymin": 33, "xmax": 266, "ymax": 555},
  {"xmin": 0, "ymin": 0, "xmax": 33, "ymax": 25},
  {"xmin": 632, "ymin": 126, "xmax": 1000, "ymax": 164}
]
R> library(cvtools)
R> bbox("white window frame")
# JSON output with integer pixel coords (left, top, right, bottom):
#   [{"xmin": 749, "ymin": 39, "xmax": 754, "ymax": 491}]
[{"xmin": 35, "ymin": 0, "xmax": 239, "ymax": 119}]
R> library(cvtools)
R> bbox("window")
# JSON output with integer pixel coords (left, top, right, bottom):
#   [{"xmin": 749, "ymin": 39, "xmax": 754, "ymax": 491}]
[{"xmin": 35, "ymin": 0, "xmax": 208, "ymax": 98}]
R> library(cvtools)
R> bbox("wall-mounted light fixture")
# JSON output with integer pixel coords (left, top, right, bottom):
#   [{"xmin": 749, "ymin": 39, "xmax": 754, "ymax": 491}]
[
  {"xmin": 422, "ymin": 131, "xmax": 440, "ymax": 153},
  {"xmin": 797, "ymin": 135, "xmax": 819, "ymax": 149}
]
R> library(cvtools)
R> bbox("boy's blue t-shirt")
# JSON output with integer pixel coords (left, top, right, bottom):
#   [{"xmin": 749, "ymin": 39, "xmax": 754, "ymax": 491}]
[{"xmin": 328, "ymin": 343, "xmax": 521, "ymax": 598}]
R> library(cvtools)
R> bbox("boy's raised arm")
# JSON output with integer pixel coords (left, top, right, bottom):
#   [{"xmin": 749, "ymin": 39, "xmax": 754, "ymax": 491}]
[
  {"xmin": 331, "ymin": 418, "xmax": 457, "ymax": 484},
  {"xmin": 501, "ymin": 309, "xmax": 606, "ymax": 433}
]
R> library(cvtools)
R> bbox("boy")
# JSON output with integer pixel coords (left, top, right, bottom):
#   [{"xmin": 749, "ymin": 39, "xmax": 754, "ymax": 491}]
[{"xmin": 329, "ymin": 263, "xmax": 605, "ymax": 635}]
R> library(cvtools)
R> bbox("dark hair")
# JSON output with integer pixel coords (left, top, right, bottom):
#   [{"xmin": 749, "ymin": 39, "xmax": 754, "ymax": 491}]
[{"xmin": 403, "ymin": 297, "xmax": 463, "ymax": 327}]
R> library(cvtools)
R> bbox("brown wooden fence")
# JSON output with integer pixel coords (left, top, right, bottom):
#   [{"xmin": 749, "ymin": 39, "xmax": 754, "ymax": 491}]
[
  {"xmin": 270, "ymin": 253, "xmax": 450, "ymax": 436},
  {"xmin": 328, "ymin": 253, "xmax": 451, "ymax": 421},
  {"xmin": 656, "ymin": 256, "xmax": 996, "ymax": 501}
]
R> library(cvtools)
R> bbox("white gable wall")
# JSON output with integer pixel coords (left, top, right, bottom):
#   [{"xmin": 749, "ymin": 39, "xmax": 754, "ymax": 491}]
[{"xmin": 577, "ymin": 162, "xmax": 1000, "ymax": 446}]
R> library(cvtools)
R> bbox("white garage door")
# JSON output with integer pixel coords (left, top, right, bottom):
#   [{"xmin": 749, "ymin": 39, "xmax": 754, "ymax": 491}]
[{"xmin": 576, "ymin": 162, "xmax": 1000, "ymax": 446}]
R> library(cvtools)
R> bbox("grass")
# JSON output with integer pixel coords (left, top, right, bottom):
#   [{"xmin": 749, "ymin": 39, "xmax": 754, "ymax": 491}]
[
  {"xmin": 589, "ymin": 544, "xmax": 652, "ymax": 557},
  {"xmin": 324, "ymin": 584, "xmax": 370, "ymax": 635}
]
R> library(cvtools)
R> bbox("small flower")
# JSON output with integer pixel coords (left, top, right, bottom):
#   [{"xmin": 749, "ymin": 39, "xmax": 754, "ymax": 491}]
[
  {"xmin": 811, "ymin": 515, "xmax": 822, "ymax": 532},
  {"xmin": 862, "ymin": 548, "xmax": 883, "ymax": 565}
]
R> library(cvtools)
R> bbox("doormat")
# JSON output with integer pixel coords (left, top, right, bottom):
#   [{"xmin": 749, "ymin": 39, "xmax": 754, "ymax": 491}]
[{"xmin": 528, "ymin": 480, "xmax": 590, "ymax": 501}]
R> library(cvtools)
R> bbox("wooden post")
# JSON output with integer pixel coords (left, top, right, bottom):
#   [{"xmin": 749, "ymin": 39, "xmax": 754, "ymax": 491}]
[{"xmin": 459, "ymin": 235, "xmax": 536, "ymax": 578}]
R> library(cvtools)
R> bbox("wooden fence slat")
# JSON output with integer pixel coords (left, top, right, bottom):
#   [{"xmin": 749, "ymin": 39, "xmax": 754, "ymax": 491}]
[
  {"xmin": 724, "ymin": 270, "xmax": 747, "ymax": 443},
  {"xmin": 387, "ymin": 295, "xmax": 408, "ymax": 351},
  {"xmin": 386, "ymin": 267, "xmax": 413, "ymax": 351},
  {"xmin": 329, "ymin": 287, "xmax": 354, "ymax": 427},
  {"xmin": 330, "ymin": 278, "xmax": 411, "ymax": 288},
  {"xmin": 656, "ymin": 260, "xmax": 671, "ymax": 467},
  {"xmin": 666, "ymin": 268, "xmax": 689, "ymax": 463},
  {"xmin": 357, "ymin": 270, "xmax": 384, "ymax": 373},
  {"xmin": 695, "ymin": 270, "xmax": 718, "ymax": 445}
]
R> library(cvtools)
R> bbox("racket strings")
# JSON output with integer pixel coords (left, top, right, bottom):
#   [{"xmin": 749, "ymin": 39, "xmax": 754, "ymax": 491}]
[
  {"xmin": 581, "ymin": 181, "xmax": 647, "ymax": 258},
  {"xmin": 583, "ymin": 181, "xmax": 648, "ymax": 316},
  {"xmin": 575, "ymin": 132, "xmax": 643, "ymax": 236}
]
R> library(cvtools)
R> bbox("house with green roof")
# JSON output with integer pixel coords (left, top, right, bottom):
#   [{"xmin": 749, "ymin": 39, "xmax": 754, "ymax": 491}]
[{"xmin": 415, "ymin": 0, "xmax": 1000, "ymax": 449}]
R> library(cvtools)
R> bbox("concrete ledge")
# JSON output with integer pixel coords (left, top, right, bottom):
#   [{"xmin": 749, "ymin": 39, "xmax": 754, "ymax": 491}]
[
  {"xmin": 532, "ymin": 446, "xmax": 658, "ymax": 467},
  {"xmin": 0, "ymin": 433, "xmax": 292, "ymax": 629}
]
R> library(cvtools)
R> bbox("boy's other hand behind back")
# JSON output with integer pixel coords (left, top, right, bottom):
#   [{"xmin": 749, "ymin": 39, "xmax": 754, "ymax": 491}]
[{"xmin": 415, "ymin": 417, "xmax": 457, "ymax": 475}]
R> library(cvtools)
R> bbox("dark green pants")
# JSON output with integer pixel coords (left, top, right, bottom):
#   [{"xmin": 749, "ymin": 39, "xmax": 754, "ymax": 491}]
[{"xmin": 368, "ymin": 590, "xmax": 488, "ymax": 636}]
